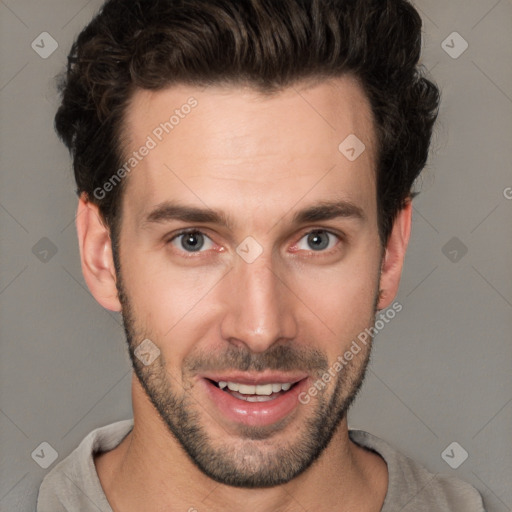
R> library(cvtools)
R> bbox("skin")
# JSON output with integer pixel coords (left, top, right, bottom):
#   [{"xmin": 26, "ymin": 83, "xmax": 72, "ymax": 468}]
[{"xmin": 77, "ymin": 75, "xmax": 412, "ymax": 512}]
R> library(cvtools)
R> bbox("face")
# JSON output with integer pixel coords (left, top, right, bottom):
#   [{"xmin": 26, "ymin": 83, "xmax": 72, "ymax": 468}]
[{"xmin": 108, "ymin": 76, "xmax": 386, "ymax": 487}]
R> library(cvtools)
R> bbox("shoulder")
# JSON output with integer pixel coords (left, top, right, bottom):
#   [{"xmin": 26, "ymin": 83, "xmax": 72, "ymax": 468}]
[
  {"xmin": 349, "ymin": 429, "xmax": 486, "ymax": 512},
  {"xmin": 36, "ymin": 419, "xmax": 134, "ymax": 512}
]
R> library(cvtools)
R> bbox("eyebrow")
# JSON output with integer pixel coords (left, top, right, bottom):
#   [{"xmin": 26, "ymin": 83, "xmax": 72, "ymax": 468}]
[{"xmin": 141, "ymin": 199, "xmax": 366, "ymax": 231}]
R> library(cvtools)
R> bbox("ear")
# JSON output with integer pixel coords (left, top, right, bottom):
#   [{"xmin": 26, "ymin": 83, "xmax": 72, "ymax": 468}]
[
  {"xmin": 76, "ymin": 194, "xmax": 122, "ymax": 312},
  {"xmin": 377, "ymin": 198, "xmax": 412, "ymax": 310}
]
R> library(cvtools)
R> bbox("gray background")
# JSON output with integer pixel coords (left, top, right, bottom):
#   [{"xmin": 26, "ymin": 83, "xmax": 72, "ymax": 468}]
[{"xmin": 1, "ymin": 0, "xmax": 511, "ymax": 511}]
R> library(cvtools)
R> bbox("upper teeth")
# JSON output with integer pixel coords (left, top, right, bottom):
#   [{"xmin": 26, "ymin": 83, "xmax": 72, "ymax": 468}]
[{"xmin": 218, "ymin": 382, "xmax": 292, "ymax": 395}]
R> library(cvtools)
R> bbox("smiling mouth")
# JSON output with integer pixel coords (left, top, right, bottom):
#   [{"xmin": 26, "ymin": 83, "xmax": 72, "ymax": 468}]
[{"xmin": 207, "ymin": 378, "xmax": 302, "ymax": 402}]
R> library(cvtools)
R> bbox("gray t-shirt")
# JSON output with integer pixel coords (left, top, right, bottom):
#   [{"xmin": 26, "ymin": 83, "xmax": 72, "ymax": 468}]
[{"xmin": 36, "ymin": 419, "xmax": 486, "ymax": 511}]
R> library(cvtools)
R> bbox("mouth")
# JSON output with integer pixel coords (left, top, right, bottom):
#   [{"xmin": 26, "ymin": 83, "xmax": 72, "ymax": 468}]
[
  {"xmin": 199, "ymin": 373, "xmax": 310, "ymax": 427},
  {"xmin": 207, "ymin": 378, "xmax": 302, "ymax": 402}
]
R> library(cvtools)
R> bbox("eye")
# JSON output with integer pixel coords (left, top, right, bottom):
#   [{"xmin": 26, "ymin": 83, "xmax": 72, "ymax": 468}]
[
  {"xmin": 168, "ymin": 230, "xmax": 215, "ymax": 253},
  {"xmin": 295, "ymin": 229, "xmax": 341, "ymax": 253},
  {"xmin": 167, "ymin": 228, "xmax": 342, "ymax": 257}
]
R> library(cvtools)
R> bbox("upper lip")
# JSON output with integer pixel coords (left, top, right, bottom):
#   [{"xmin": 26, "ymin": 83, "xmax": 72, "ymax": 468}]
[{"xmin": 199, "ymin": 371, "xmax": 309, "ymax": 386}]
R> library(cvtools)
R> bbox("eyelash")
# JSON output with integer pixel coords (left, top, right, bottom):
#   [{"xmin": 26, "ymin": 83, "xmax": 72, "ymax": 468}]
[{"xmin": 166, "ymin": 228, "xmax": 344, "ymax": 258}]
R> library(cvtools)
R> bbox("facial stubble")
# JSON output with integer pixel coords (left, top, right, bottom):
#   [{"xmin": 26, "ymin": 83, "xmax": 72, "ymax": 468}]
[{"xmin": 114, "ymin": 256, "xmax": 380, "ymax": 488}]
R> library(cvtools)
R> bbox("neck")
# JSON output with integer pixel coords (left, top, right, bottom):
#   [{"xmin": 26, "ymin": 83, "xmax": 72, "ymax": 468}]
[{"xmin": 95, "ymin": 374, "xmax": 387, "ymax": 512}]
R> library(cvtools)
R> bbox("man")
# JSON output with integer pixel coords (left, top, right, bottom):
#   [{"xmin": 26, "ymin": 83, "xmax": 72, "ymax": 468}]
[{"xmin": 37, "ymin": 0, "xmax": 486, "ymax": 510}]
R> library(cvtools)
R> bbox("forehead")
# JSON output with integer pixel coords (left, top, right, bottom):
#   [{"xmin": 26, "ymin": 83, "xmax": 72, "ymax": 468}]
[{"xmin": 119, "ymin": 76, "xmax": 378, "ymax": 228}]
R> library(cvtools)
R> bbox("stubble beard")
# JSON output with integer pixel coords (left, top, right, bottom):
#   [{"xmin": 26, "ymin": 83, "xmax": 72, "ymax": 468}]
[{"xmin": 114, "ymin": 264, "xmax": 378, "ymax": 488}]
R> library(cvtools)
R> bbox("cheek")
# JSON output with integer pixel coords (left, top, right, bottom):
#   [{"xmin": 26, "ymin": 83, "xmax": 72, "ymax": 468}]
[
  {"xmin": 288, "ymin": 247, "xmax": 380, "ymax": 349},
  {"xmin": 294, "ymin": 268, "xmax": 377, "ymax": 330},
  {"xmin": 122, "ymin": 252, "xmax": 228, "ymax": 353},
  {"xmin": 126, "ymin": 243, "xmax": 222, "ymax": 306}
]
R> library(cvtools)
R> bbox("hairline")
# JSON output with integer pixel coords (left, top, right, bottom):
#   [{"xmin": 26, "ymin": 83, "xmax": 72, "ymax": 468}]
[{"xmin": 109, "ymin": 72, "xmax": 381, "ymax": 244}]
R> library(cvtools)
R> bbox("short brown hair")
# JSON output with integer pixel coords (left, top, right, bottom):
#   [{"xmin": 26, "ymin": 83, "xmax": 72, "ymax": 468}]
[{"xmin": 55, "ymin": 0, "xmax": 440, "ymax": 248}]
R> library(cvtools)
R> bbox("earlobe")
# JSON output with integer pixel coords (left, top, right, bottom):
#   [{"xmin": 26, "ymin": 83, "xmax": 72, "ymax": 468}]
[
  {"xmin": 377, "ymin": 198, "xmax": 412, "ymax": 310},
  {"xmin": 76, "ymin": 194, "xmax": 122, "ymax": 312}
]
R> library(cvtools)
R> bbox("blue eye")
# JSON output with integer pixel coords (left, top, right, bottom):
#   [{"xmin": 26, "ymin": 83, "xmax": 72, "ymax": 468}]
[
  {"xmin": 296, "ymin": 229, "xmax": 339, "ymax": 252},
  {"xmin": 167, "ymin": 228, "xmax": 341, "ymax": 256},
  {"xmin": 168, "ymin": 230, "xmax": 215, "ymax": 253}
]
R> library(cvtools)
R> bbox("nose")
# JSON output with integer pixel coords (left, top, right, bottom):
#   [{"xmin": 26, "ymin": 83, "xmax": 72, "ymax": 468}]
[{"xmin": 219, "ymin": 252, "xmax": 298, "ymax": 353}]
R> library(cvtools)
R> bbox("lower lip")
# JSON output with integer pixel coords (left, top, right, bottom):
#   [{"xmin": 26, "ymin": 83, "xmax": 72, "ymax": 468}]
[{"xmin": 201, "ymin": 378, "xmax": 309, "ymax": 427}]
